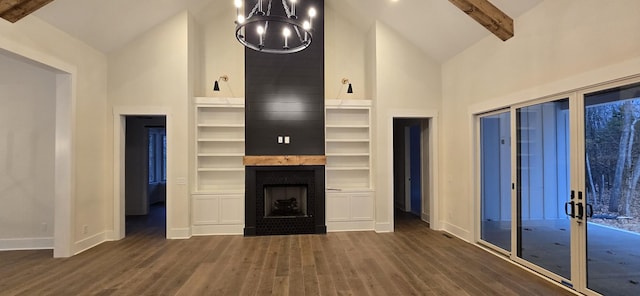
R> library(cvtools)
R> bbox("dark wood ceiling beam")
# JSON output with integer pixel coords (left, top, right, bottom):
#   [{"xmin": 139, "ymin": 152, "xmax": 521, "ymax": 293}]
[
  {"xmin": 448, "ymin": 0, "xmax": 514, "ymax": 41},
  {"xmin": 0, "ymin": 0, "xmax": 24, "ymax": 14},
  {"xmin": 0, "ymin": 0, "xmax": 54, "ymax": 23}
]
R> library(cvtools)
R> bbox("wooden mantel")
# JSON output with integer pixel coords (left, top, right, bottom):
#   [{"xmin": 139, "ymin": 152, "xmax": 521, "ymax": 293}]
[{"xmin": 243, "ymin": 155, "xmax": 326, "ymax": 166}]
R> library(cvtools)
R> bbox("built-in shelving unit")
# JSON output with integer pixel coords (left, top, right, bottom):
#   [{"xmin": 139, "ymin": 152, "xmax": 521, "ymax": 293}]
[
  {"xmin": 325, "ymin": 99, "xmax": 375, "ymax": 231},
  {"xmin": 192, "ymin": 97, "xmax": 245, "ymax": 235},
  {"xmin": 325, "ymin": 99, "xmax": 372, "ymax": 190}
]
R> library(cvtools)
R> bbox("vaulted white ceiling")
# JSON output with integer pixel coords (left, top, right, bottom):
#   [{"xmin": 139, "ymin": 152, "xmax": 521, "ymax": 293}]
[{"xmin": 33, "ymin": 0, "xmax": 542, "ymax": 62}]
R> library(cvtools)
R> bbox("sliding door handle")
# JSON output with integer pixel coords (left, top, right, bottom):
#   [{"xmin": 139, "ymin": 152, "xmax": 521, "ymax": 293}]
[
  {"xmin": 576, "ymin": 203, "xmax": 584, "ymax": 220},
  {"xmin": 586, "ymin": 203, "xmax": 594, "ymax": 218},
  {"xmin": 564, "ymin": 201, "xmax": 575, "ymax": 218}
]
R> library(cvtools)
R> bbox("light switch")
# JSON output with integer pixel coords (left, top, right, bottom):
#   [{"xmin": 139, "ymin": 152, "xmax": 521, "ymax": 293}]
[
  {"xmin": 284, "ymin": 136, "xmax": 290, "ymax": 144},
  {"xmin": 278, "ymin": 136, "xmax": 283, "ymax": 144}
]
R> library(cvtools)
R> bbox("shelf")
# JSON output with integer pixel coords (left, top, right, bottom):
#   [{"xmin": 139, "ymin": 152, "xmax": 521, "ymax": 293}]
[
  {"xmin": 195, "ymin": 98, "xmax": 246, "ymax": 193},
  {"xmin": 326, "ymin": 139, "xmax": 370, "ymax": 143},
  {"xmin": 326, "ymin": 125, "xmax": 369, "ymax": 129},
  {"xmin": 326, "ymin": 153, "xmax": 370, "ymax": 157},
  {"xmin": 197, "ymin": 153, "xmax": 245, "ymax": 157},
  {"xmin": 325, "ymin": 100, "xmax": 372, "ymax": 190},
  {"xmin": 197, "ymin": 168, "xmax": 245, "ymax": 172},
  {"xmin": 198, "ymin": 123, "xmax": 244, "ymax": 128},
  {"xmin": 326, "ymin": 167, "xmax": 370, "ymax": 171},
  {"xmin": 197, "ymin": 138, "xmax": 245, "ymax": 142},
  {"xmin": 192, "ymin": 189, "xmax": 245, "ymax": 195}
]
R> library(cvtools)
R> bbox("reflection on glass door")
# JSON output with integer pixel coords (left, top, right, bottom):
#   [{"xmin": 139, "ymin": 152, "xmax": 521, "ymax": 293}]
[
  {"xmin": 516, "ymin": 99, "xmax": 571, "ymax": 280},
  {"xmin": 584, "ymin": 82, "xmax": 640, "ymax": 296},
  {"xmin": 480, "ymin": 111, "xmax": 511, "ymax": 251}
]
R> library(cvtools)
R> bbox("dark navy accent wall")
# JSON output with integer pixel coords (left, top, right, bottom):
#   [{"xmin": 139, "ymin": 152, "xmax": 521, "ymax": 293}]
[{"xmin": 245, "ymin": 0, "xmax": 325, "ymax": 156}]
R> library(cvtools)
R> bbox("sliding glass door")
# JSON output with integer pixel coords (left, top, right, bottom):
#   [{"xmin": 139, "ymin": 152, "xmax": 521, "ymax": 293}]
[
  {"xmin": 479, "ymin": 111, "xmax": 511, "ymax": 252},
  {"xmin": 514, "ymin": 97, "xmax": 573, "ymax": 282},
  {"xmin": 581, "ymin": 81, "xmax": 640, "ymax": 296},
  {"xmin": 477, "ymin": 76, "xmax": 640, "ymax": 295}
]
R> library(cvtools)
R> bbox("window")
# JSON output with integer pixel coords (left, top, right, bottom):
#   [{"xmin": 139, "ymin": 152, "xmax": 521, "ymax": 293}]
[{"xmin": 148, "ymin": 128, "xmax": 166, "ymax": 183}]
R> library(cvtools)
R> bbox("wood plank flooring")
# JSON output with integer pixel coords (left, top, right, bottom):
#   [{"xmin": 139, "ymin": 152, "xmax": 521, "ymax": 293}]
[{"xmin": 0, "ymin": 213, "xmax": 573, "ymax": 295}]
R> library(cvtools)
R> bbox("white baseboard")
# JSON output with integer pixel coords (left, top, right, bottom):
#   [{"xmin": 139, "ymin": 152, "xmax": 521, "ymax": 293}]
[
  {"xmin": 104, "ymin": 230, "xmax": 117, "ymax": 241},
  {"xmin": 191, "ymin": 224, "xmax": 243, "ymax": 236},
  {"xmin": 327, "ymin": 220, "xmax": 375, "ymax": 232},
  {"xmin": 0, "ymin": 237, "xmax": 53, "ymax": 251},
  {"xmin": 74, "ymin": 232, "xmax": 108, "ymax": 255},
  {"xmin": 442, "ymin": 221, "xmax": 472, "ymax": 242},
  {"xmin": 421, "ymin": 213, "xmax": 430, "ymax": 224},
  {"xmin": 375, "ymin": 222, "xmax": 393, "ymax": 233},
  {"xmin": 167, "ymin": 227, "xmax": 191, "ymax": 239}
]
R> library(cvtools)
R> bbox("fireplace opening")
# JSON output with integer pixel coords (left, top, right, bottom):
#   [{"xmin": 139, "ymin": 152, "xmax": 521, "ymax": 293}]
[
  {"xmin": 265, "ymin": 185, "xmax": 308, "ymax": 217},
  {"xmin": 245, "ymin": 165, "xmax": 326, "ymax": 236}
]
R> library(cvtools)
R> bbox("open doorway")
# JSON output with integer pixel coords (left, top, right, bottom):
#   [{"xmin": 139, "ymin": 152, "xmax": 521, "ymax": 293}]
[
  {"xmin": 124, "ymin": 116, "xmax": 166, "ymax": 237},
  {"xmin": 0, "ymin": 49, "xmax": 73, "ymax": 257},
  {"xmin": 393, "ymin": 118, "xmax": 430, "ymax": 228}
]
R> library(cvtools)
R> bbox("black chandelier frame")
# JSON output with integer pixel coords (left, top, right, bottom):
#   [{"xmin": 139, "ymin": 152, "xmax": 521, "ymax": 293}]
[{"xmin": 235, "ymin": 0, "xmax": 314, "ymax": 54}]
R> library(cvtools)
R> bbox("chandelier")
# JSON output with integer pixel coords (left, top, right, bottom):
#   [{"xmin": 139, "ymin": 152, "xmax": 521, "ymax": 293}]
[{"xmin": 234, "ymin": 0, "xmax": 316, "ymax": 54}]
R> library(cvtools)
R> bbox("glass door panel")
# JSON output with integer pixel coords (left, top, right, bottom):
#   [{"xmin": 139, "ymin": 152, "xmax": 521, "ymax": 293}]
[
  {"xmin": 480, "ymin": 111, "xmax": 511, "ymax": 251},
  {"xmin": 584, "ymin": 82, "xmax": 640, "ymax": 296},
  {"xmin": 516, "ymin": 98, "xmax": 571, "ymax": 280}
]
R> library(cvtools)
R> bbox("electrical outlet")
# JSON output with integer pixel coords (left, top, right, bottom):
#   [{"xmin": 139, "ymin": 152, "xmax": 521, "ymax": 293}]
[
  {"xmin": 284, "ymin": 136, "xmax": 290, "ymax": 144},
  {"xmin": 41, "ymin": 223, "xmax": 48, "ymax": 233},
  {"xmin": 278, "ymin": 136, "xmax": 283, "ymax": 144},
  {"xmin": 82, "ymin": 225, "xmax": 88, "ymax": 234}
]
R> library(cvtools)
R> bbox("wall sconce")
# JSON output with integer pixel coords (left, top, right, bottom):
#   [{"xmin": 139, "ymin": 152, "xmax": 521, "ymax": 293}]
[
  {"xmin": 342, "ymin": 78, "xmax": 353, "ymax": 94},
  {"xmin": 213, "ymin": 75, "xmax": 229, "ymax": 92}
]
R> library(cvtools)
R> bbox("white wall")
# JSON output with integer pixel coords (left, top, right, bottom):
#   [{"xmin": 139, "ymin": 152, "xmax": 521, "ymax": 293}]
[
  {"xmin": 107, "ymin": 12, "xmax": 192, "ymax": 238},
  {"xmin": 372, "ymin": 21, "xmax": 441, "ymax": 231},
  {"xmin": 197, "ymin": 0, "xmax": 245, "ymax": 98},
  {"xmin": 325, "ymin": 3, "xmax": 368, "ymax": 100},
  {"xmin": 0, "ymin": 16, "xmax": 108, "ymax": 255},
  {"xmin": 0, "ymin": 53, "xmax": 56, "ymax": 249},
  {"xmin": 442, "ymin": 0, "xmax": 640, "ymax": 241}
]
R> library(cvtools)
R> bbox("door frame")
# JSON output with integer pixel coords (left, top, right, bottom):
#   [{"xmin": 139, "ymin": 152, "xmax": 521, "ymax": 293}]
[
  {"xmin": 472, "ymin": 74, "xmax": 640, "ymax": 296},
  {"xmin": 0, "ymin": 43, "xmax": 76, "ymax": 258},
  {"xmin": 388, "ymin": 111, "xmax": 439, "ymax": 231},
  {"xmin": 113, "ymin": 107, "xmax": 172, "ymax": 240},
  {"xmin": 574, "ymin": 76, "xmax": 640, "ymax": 296}
]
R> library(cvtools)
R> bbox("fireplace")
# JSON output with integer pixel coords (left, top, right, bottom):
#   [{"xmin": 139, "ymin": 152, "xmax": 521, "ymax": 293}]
[
  {"xmin": 245, "ymin": 165, "xmax": 326, "ymax": 236},
  {"xmin": 264, "ymin": 185, "xmax": 308, "ymax": 217}
]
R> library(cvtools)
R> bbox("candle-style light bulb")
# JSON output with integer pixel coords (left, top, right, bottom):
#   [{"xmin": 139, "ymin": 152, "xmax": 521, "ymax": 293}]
[
  {"xmin": 257, "ymin": 25, "xmax": 265, "ymax": 47},
  {"xmin": 308, "ymin": 7, "xmax": 316, "ymax": 28},
  {"xmin": 290, "ymin": 0, "xmax": 297, "ymax": 17},
  {"xmin": 234, "ymin": 0, "xmax": 243, "ymax": 24},
  {"xmin": 303, "ymin": 20, "xmax": 310, "ymax": 42},
  {"xmin": 283, "ymin": 27, "xmax": 291, "ymax": 49}
]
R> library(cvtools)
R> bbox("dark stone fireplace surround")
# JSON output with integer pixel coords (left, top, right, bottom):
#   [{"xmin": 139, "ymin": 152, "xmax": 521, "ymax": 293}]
[{"xmin": 244, "ymin": 165, "xmax": 326, "ymax": 236}]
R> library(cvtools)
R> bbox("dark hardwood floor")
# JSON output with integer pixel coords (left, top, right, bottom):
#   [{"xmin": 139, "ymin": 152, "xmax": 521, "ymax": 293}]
[{"xmin": 0, "ymin": 209, "xmax": 573, "ymax": 295}]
